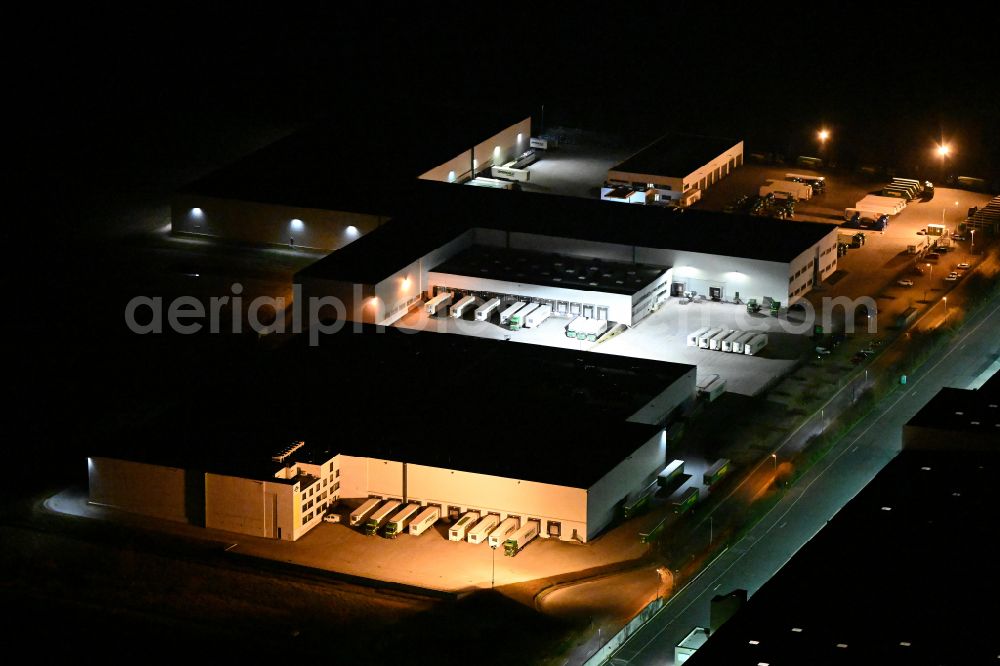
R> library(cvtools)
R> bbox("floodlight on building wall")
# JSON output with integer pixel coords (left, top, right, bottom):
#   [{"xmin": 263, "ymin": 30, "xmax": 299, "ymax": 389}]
[
  {"xmin": 448, "ymin": 170, "xmax": 456, "ymax": 183},
  {"xmin": 190, "ymin": 207, "xmax": 204, "ymax": 219},
  {"xmin": 517, "ymin": 133, "xmax": 523, "ymax": 144},
  {"xmin": 345, "ymin": 225, "xmax": 358, "ymax": 236},
  {"xmin": 493, "ymin": 145, "xmax": 501, "ymax": 160},
  {"xmin": 290, "ymin": 218, "xmax": 304, "ymax": 232}
]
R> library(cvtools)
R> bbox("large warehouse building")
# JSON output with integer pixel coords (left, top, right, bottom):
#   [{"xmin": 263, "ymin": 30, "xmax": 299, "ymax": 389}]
[
  {"xmin": 171, "ymin": 104, "xmax": 532, "ymax": 251},
  {"xmin": 89, "ymin": 329, "xmax": 696, "ymax": 543},
  {"xmin": 606, "ymin": 132, "xmax": 744, "ymax": 207},
  {"xmin": 296, "ymin": 189, "xmax": 839, "ymax": 327}
]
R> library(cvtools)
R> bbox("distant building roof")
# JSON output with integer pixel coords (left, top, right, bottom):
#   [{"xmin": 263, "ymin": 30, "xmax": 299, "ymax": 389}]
[
  {"xmin": 180, "ymin": 102, "xmax": 529, "ymax": 215},
  {"xmin": 98, "ymin": 328, "xmax": 693, "ymax": 489},
  {"xmin": 297, "ymin": 187, "xmax": 838, "ymax": 285},
  {"xmin": 686, "ymin": 447, "xmax": 1000, "ymax": 665},
  {"xmin": 429, "ymin": 245, "xmax": 667, "ymax": 296},
  {"xmin": 610, "ymin": 133, "xmax": 741, "ymax": 179},
  {"xmin": 904, "ymin": 383, "xmax": 1000, "ymax": 451}
]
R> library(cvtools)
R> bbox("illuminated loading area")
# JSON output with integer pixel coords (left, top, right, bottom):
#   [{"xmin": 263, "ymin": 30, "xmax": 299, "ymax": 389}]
[
  {"xmin": 88, "ymin": 328, "xmax": 697, "ymax": 544},
  {"xmin": 428, "ymin": 245, "xmax": 669, "ymax": 327}
]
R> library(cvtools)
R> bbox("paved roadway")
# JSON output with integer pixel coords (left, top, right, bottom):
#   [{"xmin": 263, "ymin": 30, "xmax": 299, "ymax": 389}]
[{"xmin": 609, "ymin": 292, "xmax": 1000, "ymax": 665}]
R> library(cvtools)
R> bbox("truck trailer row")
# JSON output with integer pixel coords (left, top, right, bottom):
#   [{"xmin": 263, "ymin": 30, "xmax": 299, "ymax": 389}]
[
  {"xmin": 343, "ymin": 499, "xmax": 542, "ymax": 556},
  {"xmin": 687, "ymin": 328, "xmax": 767, "ymax": 355}
]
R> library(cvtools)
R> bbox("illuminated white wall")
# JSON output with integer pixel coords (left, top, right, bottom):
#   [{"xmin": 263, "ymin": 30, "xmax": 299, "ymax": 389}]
[
  {"xmin": 628, "ymin": 366, "xmax": 697, "ymax": 425},
  {"xmin": 419, "ymin": 118, "xmax": 532, "ymax": 183},
  {"xmin": 171, "ymin": 194, "xmax": 379, "ymax": 251},
  {"xmin": 607, "ymin": 140, "xmax": 744, "ymax": 197},
  {"xmin": 88, "ymin": 457, "xmax": 191, "ymax": 524},
  {"xmin": 587, "ymin": 430, "xmax": 666, "ymax": 539}
]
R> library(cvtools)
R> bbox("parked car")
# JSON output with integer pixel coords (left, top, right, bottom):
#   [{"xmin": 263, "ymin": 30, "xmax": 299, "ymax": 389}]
[
  {"xmin": 323, "ymin": 512, "xmax": 342, "ymax": 523},
  {"xmin": 951, "ymin": 234, "xmax": 966, "ymax": 241},
  {"xmin": 911, "ymin": 265, "xmax": 925, "ymax": 275},
  {"xmin": 897, "ymin": 279, "xmax": 914, "ymax": 287},
  {"xmin": 944, "ymin": 272, "xmax": 959, "ymax": 281},
  {"xmin": 957, "ymin": 262, "xmax": 970, "ymax": 269},
  {"xmin": 916, "ymin": 229, "xmax": 926, "ymax": 235},
  {"xmin": 926, "ymin": 252, "xmax": 940, "ymax": 261}
]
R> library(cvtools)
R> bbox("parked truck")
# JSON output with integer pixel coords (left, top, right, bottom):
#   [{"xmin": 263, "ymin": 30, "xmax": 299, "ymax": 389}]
[
  {"xmin": 349, "ymin": 498, "xmax": 382, "ymax": 527},
  {"xmin": 449, "ymin": 294, "xmax": 477, "ymax": 319},
  {"xmin": 709, "ymin": 329, "xmax": 734, "ymax": 351},
  {"xmin": 744, "ymin": 333, "xmax": 768, "ymax": 355},
  {"xmin": 364, "ymin": 499, "xmax": 401, "ymax": 536},
  {"xmin": 524, "ymin": 304, "xmax": 552, "ymax": 328},
  {"xmin": 503, "ymin": 520, "xmax": 541, "ymax": 557},
  {"xmin": 466, "ymin": 514, "xmax": 500, "ymax": 544},
  {"xmin": 698, "ymin": 327, "xmax": 723, "ymax": 349},
  {"xmin": 509, "ymin": 303, "xmax": 540, "ymax": 331},
  {"xmin": 760, "ymin": 179, "xmax": 813, "ymax": 201},
  {"xmin": 784, "ymin": 173, "xmax": 825, "ymax": 192},
  {"xmin": 499, "ymin": 301, "xmax": 527, "ymax": 326},
  {"xmin": 487, "ymin": 517, "xmax": 520, "ymax": 548},
  {"xmin": 697, "ymin": 375, "xmax": 726, "ymax": 401},
  {"xmin": 565, "ymin": 316, "xmax": 582, "ymax": 338},
  {"xmin": 731, "ymin": 331, "xmax": 757, "ymax": 354},
  {"xmin": 576, "ymin": 318, "xmax": 609, "ymax": 341},
  {"xmin": 449, "ymin": 511, "xmax": 481, "ymax": 541},
  {"xmin": 672, "ymin": 486, "xmax": 699, "ymax": 514},
  {"xmin": 408, "ymin": 506, "xmax": 441, "ymax": 536},
  {"xmin": 474, "ymin": 297, "xmax": 502, "ymax": 321},
  {"xmin": 687, "ymin": 326, "xmax": 710, "ymax": 347},
  {"xmin": 704, "ymin": 458, "xmax": 731, "ymax": 487},
  {"xmin": 383, "ymin": 503, "xmax": 422, "ymax": 539},
  {"xmin": 425, "ymin": 291, "xmax": 454, "ymax": 316}
]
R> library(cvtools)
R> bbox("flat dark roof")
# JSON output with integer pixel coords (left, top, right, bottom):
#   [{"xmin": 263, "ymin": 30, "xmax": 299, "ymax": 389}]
[
  {"xmin": 610, "ymin": 133, "xmax": 740, "ymax": 179},
  {"xmin": 297, "ymin": 188, "xmax": 838, "ymax": 285},
  {"xmin": 905, "ymin": 385, "xmax": 1000, "ymax": 446},
  {"xmin": 687, "ymin": 448, "xmax": 1000, "ymax": 665},
  {"xmin": 181, "ymin": 103, "xmax": 529, "ymax": 215},
  {"xmin": 99, "ymin": 328, "xmax": 692, "ymax": 489},
  {"xmin": 429, "ymin": 245, "xmax": 667, "ymax": 296}
]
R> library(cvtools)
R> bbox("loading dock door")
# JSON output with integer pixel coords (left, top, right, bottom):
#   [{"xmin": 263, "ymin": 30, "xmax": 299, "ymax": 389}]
[
  {"xmin": 709, "ymin": 287, "xmax": 722, "ymax": 301},
  {"xmin": 583, "ymin": 305, "xmax": 595, "ymax": 318},
  {"xmin": 671, "ymin": 282, "xmax": 686, "ymax": 296},
  {"xmin": 596, "ymin": 306, "xmax": 608, "ymax": 320}
]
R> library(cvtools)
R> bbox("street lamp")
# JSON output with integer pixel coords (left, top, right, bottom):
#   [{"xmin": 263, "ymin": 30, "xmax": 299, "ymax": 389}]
[
  {"xmin": 818, "ymin": 128, "xmax": 830, "ymax": 143},
  {"xmin": 936, "ymin": 143, "xmax": 951, "ymax": 182},
  {"xmin": 971, "ymin": 229, "xmax": 976, "ymax": 253},
  {"xmin": 771, "ymin": 453, "xmax": 777, "ymax": 471},
  {"xmin": 491, "ymin": 544, "xmax": 498, "ymax": 589},
  {"xmin": 944, "ymin": 296, "xmax": 948, "ymax": 314}
]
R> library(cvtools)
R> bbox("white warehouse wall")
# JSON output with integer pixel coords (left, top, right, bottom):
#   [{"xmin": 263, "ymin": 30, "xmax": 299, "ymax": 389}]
[
  {"xmin": 405, "ymin": 463, "xmax": 588, "ymax": 542},
  {"xmin": 586, "ymin": 431, "xmax": 666, "ymax": 540},
  {"xmin": 420, "ymin": 118, "xmax": 532, "ymax": 183},
  {"xmin": 88, "ymin": 457, "xmax": 190, "ymax": 524},
  {"xmin": 637, "ymin": 247, "xmax": 792, "ymax": 305}
]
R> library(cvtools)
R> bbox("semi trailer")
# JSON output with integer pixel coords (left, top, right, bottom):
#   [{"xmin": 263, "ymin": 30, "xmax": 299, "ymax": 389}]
[
  {"xmin": 672, "ymin": 486, "xmax": 699, "ymax": 514},
  {"xmin": 499, "ymin": 301, "xmax": 527, "ymax": 326},
  {"xmin": 744, "ymin": 333, "xmax": 768, "ymax": 355},
  {"xmin": 408, "ymin": 506, "xmax": 441, "ymax": 536},
  {"xmin": 687, "ymin": 327, "xmax": 710, "ymax": 347},
  {"xmin": 449, "ymin": 294, "xmax": 477, "ymax": 318},
  {"xmin": 509, "ymin": 303, "xmax": 540, "ymax": 331},
  {"xmin": 721, "ymin": 330, "xmax": 744, "ymax": 352},
  {"xmin": 698, "ymin": 327, "xmax": 723, "ymax": 349},
  {"xmin": 474, "ymin": 297, "xmax": 502, "ymax": 321},
  {"xmin": 731, "ymin": 331, "xmax": 757, "ymax": 354},
  {"xmin": 466, "ymin": 514, "xmax": 500, "ymax": 544},
  {"xmin": 349, "ymin": 498, "xmax": 382, "ymax": 526},
  {"xmin": 449, "ymin": 511, "xmax": 481, "ymax": 541},
  {"xmin": 704, "ymin": 458, "xmax": 731, "ymax": 487},
  {"xmin": 657, "ymin": 459, "xmax": 686, "ymax": 488},
  {"xmin": 524, "ymin": 304, "xmax": 552, "ymax": 328},
  {"xmin": 425, "ymin": 291, "xmax": 454, "ymax": 316},
  {"xmin": 710, "ymin": 329, "xmax": 734, "ymax": 351}
]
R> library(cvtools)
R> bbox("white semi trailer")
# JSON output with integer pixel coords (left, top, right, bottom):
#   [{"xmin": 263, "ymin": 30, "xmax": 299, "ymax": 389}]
[
  {"xmin": 744, "ymin": 333, "xmax": 768, "ymax": 356},
  {"xmin": 503, "ymin": 520, "xmax": 540, "ymax": 557},
  {"xmin": 574, "ymin": 318, "xmax": 609, "ymax": 341},
  {"xmin": 687, "ymin": 327, "xmax": 710, "ymax": 347},
  {"xmin": 499, "ymin": 301, "xmax": 527, "ymax": 326},
  {"xmin": 449, "ymin": 295, "xmax": 477, "ymax": 318},
  {"xmin": 383, "ymin": 503, "xmax": 422, "ymax": 539},
  {"xmin": 698, "ymin": 327, "xmax": 723, "ymax": 349},
  {"xmin": 408, "ymin": 506, "xmax": 441, "ymax": 536},
  {"xmin": 449, "ymin": 511, "xmax": 481, "ymax": 541},
  {"xmin": 474, "ymin": 297, "xmax": 502, "ymax": 321},
  {"xmin": 709, "ymin": 329, "xmax": 733, "ymax": 351},
  {"xmin": 731, "ymin": 331, "xmax": 757, "ymax": 354},
  {"xmin": 425, "ymin": 291, "xmax": 454, "ymax": 316},
  {"xmin": 721, "ymin": 330, "xmax": 744, "ymax": 352},
  {"xmin": 524, "ymin": 304, "xmax": 552, "ymax": 328},
  {"xmin": 349, "ymin": 498, "xmax": 382, "ymax": 526},
  {"xmin": 566, "ymin": 316, "xmax": 582, "ymax": 338},
  {"xmin": 487, "ymin": 517, "xmax": 520, "ymax": 548},
  {"xmin": 466, "ymin": 514, "xmax": 500, "ymax": 544}
]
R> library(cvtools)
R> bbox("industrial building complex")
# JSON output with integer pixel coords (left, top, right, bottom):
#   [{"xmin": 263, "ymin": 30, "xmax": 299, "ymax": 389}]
[
  {"xmin": 89, "ymin": 329, "xmax": 696, "ymax": 543},
  {"xmin": 95, "ymin": 104, "xmax": 845, "ymax": 550}
]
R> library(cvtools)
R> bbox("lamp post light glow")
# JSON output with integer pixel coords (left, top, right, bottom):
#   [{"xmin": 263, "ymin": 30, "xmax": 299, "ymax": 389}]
[
  {"xmin": 771, "ymin": 453, "xmax": 777, "ymax": 471},
  {"xmin": 818, "ymin": 129, "xmax": 830, "ymax": 143},
  {"xmin": 936, "ymin": 144, "xmax": 951, "ymax": 158}
]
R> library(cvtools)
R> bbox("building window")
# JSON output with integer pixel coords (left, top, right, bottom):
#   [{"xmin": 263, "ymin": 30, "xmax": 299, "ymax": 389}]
[
  {"xmin": 332, "ymin": 481, "xmax": 340, "ymax": 492},
  {"xmin": 302, "ymin": 515, "xmax": 309, "ymax": 525},
  {"xmin": 322, "ymin": 479, "xmax": 327, "ymax": 487},
  {"xmin": 336, "ymin": 469, "xmax": 340, "ymax": 478}
]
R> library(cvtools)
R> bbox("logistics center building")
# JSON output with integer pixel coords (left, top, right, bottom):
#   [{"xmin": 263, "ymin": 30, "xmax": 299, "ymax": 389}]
[{"xmin": 88, "ymin": 329, "xmax": 697, "ymax": 543}]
